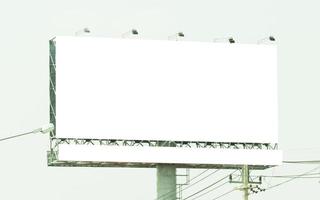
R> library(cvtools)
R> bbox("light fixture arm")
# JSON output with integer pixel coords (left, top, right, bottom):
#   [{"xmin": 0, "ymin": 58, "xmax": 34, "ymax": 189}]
[{"xmin": 0, "ymin": 123, "xmax": 54, "ymax": 142}]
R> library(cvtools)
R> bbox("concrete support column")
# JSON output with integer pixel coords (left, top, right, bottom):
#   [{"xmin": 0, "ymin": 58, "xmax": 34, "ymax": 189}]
[{"xmin": 157, "ymin": 164, "xmax": 176, "ymax": 200}]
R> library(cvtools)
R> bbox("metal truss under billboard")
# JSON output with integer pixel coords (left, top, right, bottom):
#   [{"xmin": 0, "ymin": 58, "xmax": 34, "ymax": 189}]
[{"xmin": 48, "ymin": 36, "xmax": 281, "ymax": 168}]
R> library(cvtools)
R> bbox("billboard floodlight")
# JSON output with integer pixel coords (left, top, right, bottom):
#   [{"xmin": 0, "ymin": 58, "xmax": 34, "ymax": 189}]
[
  {"xmin": 168, "ymin": 32, "xmax": 185, "ymax": 40},
  {"xmin": 177, "ymin": 32, "xmax": 184, "ymax": 37},
  {"xmin": 213, "ymin": 37, "xmax": 236, "ymax": 43},
  {"xmin": 131, "ymin": 29, "xmax": 139, "ymax": 35},
  {"xmin": 269, "ymin": 36, "xmax": 275, "ymax": 41},
  {"xmin": 75, "ymin": 28, "xmax": 91, "ymax": 36},
  {"xmin": 257, "ymin": 36, "xmax": 276, "ymax": 44},
  {"xmin": 40, "ymin": 123, "xmax": 55, "ymax": 134},
  {"xmin": 122, "ymin": 29, "xmax": 139, "ymax": 38},
  {"xmin": 229, "ymin": 37, "xmax": 235, "ymax": 43}
]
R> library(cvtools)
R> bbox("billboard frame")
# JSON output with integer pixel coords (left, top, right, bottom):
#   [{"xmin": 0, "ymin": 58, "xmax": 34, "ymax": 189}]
[
  {"xmin": 49, "ymin": 38, "xmax": 56, "ymax": 136},
  {"xmin": 47, "ymin": 37, "xmax": 280, "ymax": 169}
]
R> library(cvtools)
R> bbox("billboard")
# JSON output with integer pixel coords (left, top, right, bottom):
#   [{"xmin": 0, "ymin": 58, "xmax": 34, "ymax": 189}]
[{"xmin": 52, "ymin": 36, "xmax": 278, "ymax": 144}]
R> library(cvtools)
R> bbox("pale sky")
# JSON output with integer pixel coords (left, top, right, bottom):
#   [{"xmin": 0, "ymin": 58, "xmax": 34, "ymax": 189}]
[{"xmin": 0, "ymin": 0, "xmax": 320, "ymax": 199}]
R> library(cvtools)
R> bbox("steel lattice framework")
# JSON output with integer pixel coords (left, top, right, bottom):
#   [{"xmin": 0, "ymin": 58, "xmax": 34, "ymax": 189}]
[{"xmin": 47, "ymin": 137, "xmax": 278, "ymax": 169}]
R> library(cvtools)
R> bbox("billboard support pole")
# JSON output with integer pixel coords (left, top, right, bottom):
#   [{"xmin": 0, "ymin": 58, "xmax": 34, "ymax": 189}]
[
  {"xmin": 156, "ymin": 141, "xmax": 176, "ymax": 200},
  {"xmin": 157, "ymin": 164, "xmax": 176, "ymax": 200}
]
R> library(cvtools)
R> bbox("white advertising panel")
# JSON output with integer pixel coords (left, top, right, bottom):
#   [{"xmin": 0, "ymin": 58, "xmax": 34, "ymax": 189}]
[
  {"xmin": 54, "ymin": 36, "xmax": 277, "ymax": 143},
  {"xmin": 58, "ymin": 144, "xmax": 282, "ymax": 166}
]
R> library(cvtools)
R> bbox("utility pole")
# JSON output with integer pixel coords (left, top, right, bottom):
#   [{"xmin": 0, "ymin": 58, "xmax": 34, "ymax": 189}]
[
  {"xmin": 242, "ymin": 165, "xmax": 249, "ymax": 200},
  {"xmin": 230, "ymin": 165, "xmax": 262, "ymax": 200},
  {"xmin": 156, "ymin": 142, "xmax": 176, "ymax": 200}
]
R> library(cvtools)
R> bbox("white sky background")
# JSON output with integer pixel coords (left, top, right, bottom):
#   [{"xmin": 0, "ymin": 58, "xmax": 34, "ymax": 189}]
[{"xmin": 0, "ymin": 0, "xmax": 319, "ymax": 200}]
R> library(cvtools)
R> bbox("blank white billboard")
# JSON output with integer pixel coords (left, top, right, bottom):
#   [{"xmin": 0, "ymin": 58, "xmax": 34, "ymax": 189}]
[
  {"xmin": 54, "ymin": 36, "xmax": 277, "ymax": 143},
  {"xmin": 58, "ymin": 144, "xmax": 282, "ymax": 166}
]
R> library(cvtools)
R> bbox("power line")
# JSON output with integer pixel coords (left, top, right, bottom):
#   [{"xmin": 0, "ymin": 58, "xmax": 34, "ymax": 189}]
[
  {"xmin": 156, "ymin": 169, "xmax": 211, "ymax": 200},
  {"xmin": 210, "ymin": 188, "xmax": 236, "ymax": 200},
  {"xmin": 182, "ymin": 169, "xmax": 221, "ymax": 192},
  {"xmin": 182, "ymin": 170, "xmax": 237, "ymax": 200},
  {"xmin": 188, "ymin": 181, "xmax": 229, "ymax": 200},
  {"xmin": 261, "ymin": 172, "xmax": 320, "ymax": 179},
  {"xmin": 188, "ymin": 169, "xmax": 211, "ymax": 183},
  {"xmin": 182, "ymin": 176, "xmax": 227, "ymax": 200},
  {"xmin": 157, "ymin": 169, "xmax": 220, "ymax": 200},
  {"xmin": 175, "ymin": 163, "xmax": 320, "ymax": 199},
  {"xmin": 265, "ymin": 176, "xmax": 320, "ymax": 179},
  {"xmin": 266, "ymin": 165, "xmax": 320, "ymax": 190}
]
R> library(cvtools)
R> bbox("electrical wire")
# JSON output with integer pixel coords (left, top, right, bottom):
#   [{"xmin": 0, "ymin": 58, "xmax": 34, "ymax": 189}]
[
  {"xmin": 210, "ymin": 188, "xmax": 237, "ymax": 200},
  {"xmin": 182, "ymin": 170, "xmax": 237, "ymax": 200},
  {"xmin": 188, "ymin": 169, "xmax": 211, "ymax": 183},
  {"xmin": 182, "ymin": 176, "xmax": 227, "ymax": 200},
  {"xmin": 188, "ymin": 181, "xmax": 229, "ymax": 200},
  {"xmin": 156, "ymin": 169, "xmax": 211, "ymax": 200},
  {"xmin": 265, "ymin": 176, "xmax": 320, "ymax": 179},
  {"xmin": 181, "ymin": 169, "xmax": 221, "ymax": 192},
  {"xmin": 157, "ymin": 169, "xmax": 219, "ymax": 200},
  {"xmin": 266, "ymin": 165, "xmax": 320, "ymax": 190},
  {"xmin": 158, "ymin": 160, "xmax": 320, "ymax": 200},
  {"xmin": 261, "ymin": 172, "xmax": 320, "ymax": 179}
]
